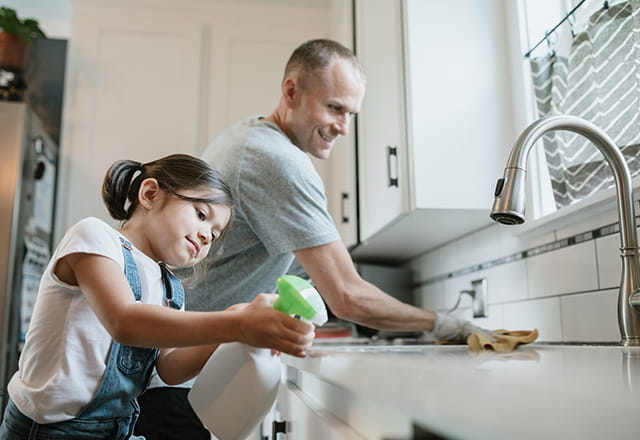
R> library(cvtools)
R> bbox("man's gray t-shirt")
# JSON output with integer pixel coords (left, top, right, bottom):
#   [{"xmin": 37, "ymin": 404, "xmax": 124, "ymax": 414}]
[{"xmin": 188, "ymin": 116, "xmax": 340, "ymax": 311}]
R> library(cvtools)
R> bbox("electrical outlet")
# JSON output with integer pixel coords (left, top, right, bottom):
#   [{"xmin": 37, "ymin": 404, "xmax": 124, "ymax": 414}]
[{"xmin": 470, "ymin": 278, "xmax": 488, "ymax": 318}]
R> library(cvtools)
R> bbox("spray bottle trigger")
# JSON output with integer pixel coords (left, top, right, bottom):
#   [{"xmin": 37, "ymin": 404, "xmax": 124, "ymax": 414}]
[{"xmin": 274, "ymin": 275, "xmax": 328, "ymax": 326}]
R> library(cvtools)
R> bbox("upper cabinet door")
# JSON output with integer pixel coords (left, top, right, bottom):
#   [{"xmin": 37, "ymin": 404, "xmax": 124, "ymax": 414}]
[
  {"xmin": 351, "ymin": 0, "xmax": 515, "ymax": 261},
  {"xmin": 354, "ymin": 0, "xmax": 410, "ymax": 243},
  {"xmin": 405, "ymin": 0, "xmax": 512, "ymax": 211}
]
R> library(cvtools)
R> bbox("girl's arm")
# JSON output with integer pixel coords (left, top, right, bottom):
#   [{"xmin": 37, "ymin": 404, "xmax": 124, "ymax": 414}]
[
  {"xmin": 60, "ymin": 252, "xmax": 314, "ymax": 355},
  {"xmin": 155, "ymin": 302, "xmax": 253, "ymax": 385},
  {"xmin": 156, "ymin": 345, "xmax": 219, "ymax": 385}
]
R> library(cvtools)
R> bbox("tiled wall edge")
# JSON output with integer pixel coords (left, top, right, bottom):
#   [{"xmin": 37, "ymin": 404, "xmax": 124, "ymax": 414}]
[{"xmin": 413, "ymin": 221, "xmax": 622, "ymax": 288}]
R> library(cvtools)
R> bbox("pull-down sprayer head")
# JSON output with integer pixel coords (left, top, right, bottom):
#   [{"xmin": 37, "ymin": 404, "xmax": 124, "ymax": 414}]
[{"xmin": 490, "ymin": 167, "xmax": 527, "ymax": 225}]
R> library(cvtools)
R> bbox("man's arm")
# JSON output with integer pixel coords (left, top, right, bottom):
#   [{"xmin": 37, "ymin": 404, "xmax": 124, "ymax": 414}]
[{"xmin": 294, "ymin": 240, "xmax": 438, "ymax": 332}]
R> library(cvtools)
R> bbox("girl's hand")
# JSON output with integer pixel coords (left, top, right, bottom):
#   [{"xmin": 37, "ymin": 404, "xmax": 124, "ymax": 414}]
[
  {"xmin": 226, "ymin": 302, "xmax": 248, "ymax": 312},
  {"xmin": 236, "ymin": 293, "xmax": 315, "ymax": 357}
]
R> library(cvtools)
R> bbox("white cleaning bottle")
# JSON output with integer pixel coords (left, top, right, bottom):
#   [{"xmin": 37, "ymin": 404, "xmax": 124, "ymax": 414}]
[{"xmin": 188, "ymin": 275, "xmax": 327, "ymax": 440}]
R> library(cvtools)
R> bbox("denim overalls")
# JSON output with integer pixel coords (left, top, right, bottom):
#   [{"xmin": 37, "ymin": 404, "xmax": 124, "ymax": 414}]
[{"xmin": 0, "ymin": 238, "xmax": 184, "ymax": 440}]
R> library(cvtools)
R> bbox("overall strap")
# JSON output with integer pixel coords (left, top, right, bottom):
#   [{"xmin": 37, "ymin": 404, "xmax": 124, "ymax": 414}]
[
  {"xmin": 159, "ymin": 263, "xmax": 184, "ymax": 310},
  {"xmin": 118, "ymin": 236, "xmax": 184, "ymax": 310},
  {"xmin": 119, "ymin": 237, "xmax": 142, "ymax": 301}
]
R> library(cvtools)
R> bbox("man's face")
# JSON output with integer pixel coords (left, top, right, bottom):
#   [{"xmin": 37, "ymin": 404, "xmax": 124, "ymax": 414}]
[{"xmin": 285, "ymin": 58, "xmax": 365, "ymax": 159}]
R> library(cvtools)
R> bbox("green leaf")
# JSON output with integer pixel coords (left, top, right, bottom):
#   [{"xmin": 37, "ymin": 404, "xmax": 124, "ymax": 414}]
[{"xmin": 0, "ymin": 6, "xmax": 46, "ymax": 41}]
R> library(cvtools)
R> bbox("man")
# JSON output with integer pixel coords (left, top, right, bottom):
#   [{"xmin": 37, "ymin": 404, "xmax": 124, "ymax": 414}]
[{"xmin": 135, "ymin": 38, "xmax": 488, "ymax": 439}]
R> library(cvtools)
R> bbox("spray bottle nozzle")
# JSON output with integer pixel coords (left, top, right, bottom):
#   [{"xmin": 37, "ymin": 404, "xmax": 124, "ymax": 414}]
[{"xmin": 274, "ymin": 275, "xmax": 328, "ymax": 326}]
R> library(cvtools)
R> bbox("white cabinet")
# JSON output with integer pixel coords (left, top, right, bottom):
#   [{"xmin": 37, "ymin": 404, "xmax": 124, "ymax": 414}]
[
  {"xmin": 354, "ymin": 0, "xmax": 410, "ymax": 245},
  {"xmin": 274, "ymin": 382, "xmax": 365, "ymax": 439},
  {"xmin": 273, "ymin": 365, "xmax": 412, "ymax": 440},
  {"xmin": 351, "ymin": 0, "xmax": 515, "ymax": 261},
  {"xmin": 56, "ymin": 0, "xmax": 333, "ymax": 241}
]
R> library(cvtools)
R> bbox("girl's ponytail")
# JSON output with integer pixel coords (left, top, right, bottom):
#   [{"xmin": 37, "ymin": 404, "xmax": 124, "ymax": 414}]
[{"xmin": 102, "ymin": 160, "xmax": 144, "ymax": 221}]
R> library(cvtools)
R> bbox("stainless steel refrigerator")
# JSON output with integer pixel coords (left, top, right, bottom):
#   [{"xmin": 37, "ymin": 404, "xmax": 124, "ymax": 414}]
[{"xmin": 0, "ymin": 101, "xmax": 59, "ymax": 408}]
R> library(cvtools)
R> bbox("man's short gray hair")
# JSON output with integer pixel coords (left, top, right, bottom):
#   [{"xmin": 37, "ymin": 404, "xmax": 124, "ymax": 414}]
[{"xmin": 283, "ymin": 39, "xmax": 365, "ymax": 89}]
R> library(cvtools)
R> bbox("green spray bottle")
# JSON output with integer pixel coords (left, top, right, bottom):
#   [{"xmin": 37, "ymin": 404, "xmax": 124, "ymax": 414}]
[
  {"xmin": 274, "ymin": 274, "xmax": 328, "ymax": 326},
  {"xmin": 189, "ymin": 275, "xmax": 327, "ymax": 440}
]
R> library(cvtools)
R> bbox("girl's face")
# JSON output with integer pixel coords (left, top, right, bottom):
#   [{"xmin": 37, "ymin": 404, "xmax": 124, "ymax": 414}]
[{"xmin": 143, "ymin": 185, "xmax": 232, "ymax": 267}]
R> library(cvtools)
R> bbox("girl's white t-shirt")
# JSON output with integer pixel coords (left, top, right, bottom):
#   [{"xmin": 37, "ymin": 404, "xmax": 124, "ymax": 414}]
[{"xmin": 8, "ymin": 217, "xmax": 166, "ymax": 424}]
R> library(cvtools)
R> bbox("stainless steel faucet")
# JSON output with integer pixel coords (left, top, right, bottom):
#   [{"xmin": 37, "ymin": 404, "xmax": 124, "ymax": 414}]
[{"xmin": 490, "ymin": 115, "xmax": 640, "ymax": 347}]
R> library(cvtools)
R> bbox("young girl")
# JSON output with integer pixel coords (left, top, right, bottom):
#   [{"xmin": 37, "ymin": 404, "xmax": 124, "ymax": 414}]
[{"xmin": 0, "ymin": 154, "xmax": 314, "ymax": 440}]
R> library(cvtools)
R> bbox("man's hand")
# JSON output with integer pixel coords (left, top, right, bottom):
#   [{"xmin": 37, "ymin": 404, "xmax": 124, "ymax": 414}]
[{"xmin": 431, "ymin": 313, "xmax": 494, "ymax": 343}]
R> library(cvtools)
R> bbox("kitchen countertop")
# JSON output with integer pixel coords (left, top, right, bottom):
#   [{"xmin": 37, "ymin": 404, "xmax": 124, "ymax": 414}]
[{"xmin": 281, "ymin": 340, "xmax": 640, "ymax": 439}]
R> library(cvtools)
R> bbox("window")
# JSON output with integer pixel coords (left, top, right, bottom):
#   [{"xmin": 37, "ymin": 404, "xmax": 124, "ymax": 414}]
[{"xmin": 520, "ymin": 0, "xmax": 640, "ymax": 221}]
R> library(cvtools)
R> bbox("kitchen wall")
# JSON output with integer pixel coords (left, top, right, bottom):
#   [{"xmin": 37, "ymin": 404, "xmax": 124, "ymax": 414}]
[{"xmin": 409, "ymin": 191, "xmax": 632, "ymax": 343}]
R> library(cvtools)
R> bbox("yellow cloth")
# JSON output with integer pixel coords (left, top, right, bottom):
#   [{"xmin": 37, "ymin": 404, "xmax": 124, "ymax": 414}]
[{"xmin": 467, "ymin": 329, "xmax": 539, "ymax": 352}]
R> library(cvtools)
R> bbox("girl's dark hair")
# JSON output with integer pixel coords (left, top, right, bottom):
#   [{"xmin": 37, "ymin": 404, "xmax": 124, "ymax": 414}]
[{"xmin": 102, "ymin": 153, "xmax": 233, "ymax": 286}]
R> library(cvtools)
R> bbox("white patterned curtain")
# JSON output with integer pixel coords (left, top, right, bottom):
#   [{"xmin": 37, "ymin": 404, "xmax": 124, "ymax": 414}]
[{"xmin": 530, "ymin": 0, "xmax": 640, "ymax": 208}]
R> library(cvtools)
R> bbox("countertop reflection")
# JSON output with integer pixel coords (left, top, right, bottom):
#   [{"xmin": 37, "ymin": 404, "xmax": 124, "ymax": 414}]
[{"xmin": 282, "ymin": 341, "xmax": 640, "ymax": 439}]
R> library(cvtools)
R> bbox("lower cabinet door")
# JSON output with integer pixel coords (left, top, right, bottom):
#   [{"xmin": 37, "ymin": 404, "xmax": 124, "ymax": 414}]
[{"xmin": 274, "ymin": 383, "xmax": 365, "ymax": 439}]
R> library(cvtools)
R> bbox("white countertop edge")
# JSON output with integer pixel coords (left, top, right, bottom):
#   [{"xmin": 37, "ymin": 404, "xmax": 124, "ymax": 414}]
[{"xmin": 281, "ymin": 344, "xmax": 640, "ymax": 440}]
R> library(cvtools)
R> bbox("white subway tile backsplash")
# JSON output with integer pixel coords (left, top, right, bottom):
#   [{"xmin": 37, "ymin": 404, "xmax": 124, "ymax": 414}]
[
  {"xmin": 502, "ymin": 297, "xmax": 563, "ymax": 341},
  {"xmin": 596, "ymin": 234, "xmax": 622, "ymax": 289},
  {"xmin": 482, "ymin": 260, "xmax": 528, "ymax": 303},
  {"xmin": 503, "ymin": 226, "xmax": 556, "ymax": 254},
  {"xmin": 560, "ymin": 290, "xmax": 619, "ymax": 343},
  {"xmin": 411, "ymin": 225, "xmax": 517, "ymax": 279},
  {"xmin": 495, "ymin": 223, "xmax": 531, "ymax": 255},
  {"xmin": 471, "ymin": 303, "xmax": 504, "ymax": 330},
  {"xmin": 554, "ymin": 203, "xmax": 618, "ymax": 240},
  {"xmin": 450, "ymin": 225, "xmax": 501, "ymax": 270},
  {"xmin": 526, "ymin": 241, "xmax": 598, "ymax": 298},
  {"xmin": 411, "ymin": 246, "xmax": 454, "ymax": 280},
  {"xmin": 416, "ymin": 281, "xmax": 445, "ymax": 310},
  {"xmin": 408, "ymin": 208, "xmax": 630, "ymax": 343}
]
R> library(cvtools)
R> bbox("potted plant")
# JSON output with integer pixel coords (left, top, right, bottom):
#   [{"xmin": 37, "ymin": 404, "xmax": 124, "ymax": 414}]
[{"xmin": 0, "ymin": 6, "xmax": 46, "ymax": 70}]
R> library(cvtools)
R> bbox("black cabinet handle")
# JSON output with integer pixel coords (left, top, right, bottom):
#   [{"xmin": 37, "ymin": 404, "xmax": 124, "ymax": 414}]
[
  {"xmin": 272, "ymin": 420, "xmax": 287, "ymax": 438},
  {"xmin": 387, "ymin": 146, "xmax": 398, "ymax": 187},
  {"xmin": 341, "ymin": 192, "xmax": 349, "ymax": 224}
]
